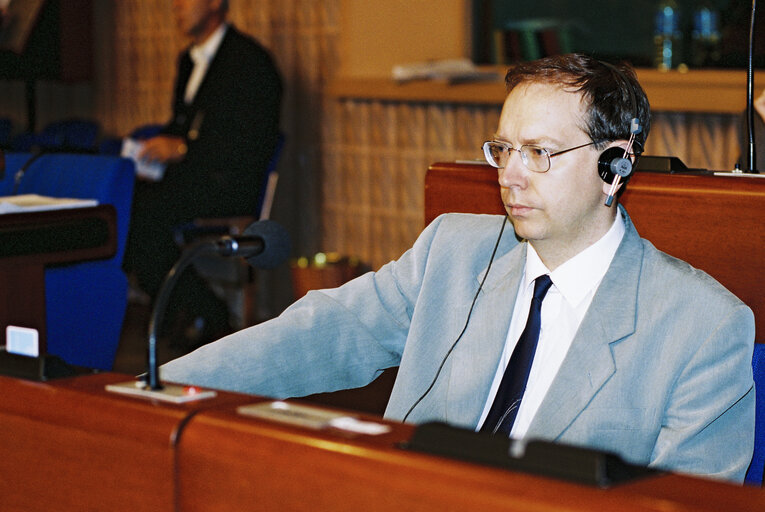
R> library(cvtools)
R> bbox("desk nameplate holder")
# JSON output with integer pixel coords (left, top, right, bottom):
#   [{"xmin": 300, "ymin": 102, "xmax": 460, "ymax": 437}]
[{"xmin": 106, "ymin": 380, "xmax": 217, "ymax": 404}]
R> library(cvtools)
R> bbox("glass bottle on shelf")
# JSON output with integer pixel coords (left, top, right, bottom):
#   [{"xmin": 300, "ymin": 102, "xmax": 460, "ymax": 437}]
[
  {"xmin": 653, "ymin": 0, "xmax": 683, "ymax": 70},
  {"xmin": 690, "ymin": 2, "xmax": 721, "ymax": 68}
]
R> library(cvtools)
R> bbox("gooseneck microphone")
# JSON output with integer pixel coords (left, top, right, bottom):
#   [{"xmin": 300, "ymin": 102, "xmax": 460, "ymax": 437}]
[
  {"xmin": 145, "ymin": 219, "xmax": 291, "ymax": 390},
  {"xmin": 745, "ymin": 0, "xmax": 759, "ymax": 173},
  {"xmin": 214, "ymin": 219, "xmax": 292, "ymax": 268},
  {"xmin": 12, "ymin": 151, "xmax": 45, "ymax": 194}
]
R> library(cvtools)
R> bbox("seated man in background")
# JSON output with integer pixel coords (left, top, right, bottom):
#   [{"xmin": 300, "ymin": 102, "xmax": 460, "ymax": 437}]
[
  {"xmin": 162, "ymin": 53, "xmax": 755, "ymax": 482},
  {"xmin": 123, "ymin": 0, "xmax": 282, "ymax": 346}
]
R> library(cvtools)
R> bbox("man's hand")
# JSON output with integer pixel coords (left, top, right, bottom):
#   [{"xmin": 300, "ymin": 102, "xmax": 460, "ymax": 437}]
[{"xmin": 138, "ymin": 135, "xmax": 188, "ymax": 165}]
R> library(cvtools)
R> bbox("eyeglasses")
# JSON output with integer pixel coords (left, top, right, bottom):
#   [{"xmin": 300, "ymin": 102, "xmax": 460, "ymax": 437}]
[{"xmin": 482, "ymin": 140, "xmax": 603, "ymax": 173}]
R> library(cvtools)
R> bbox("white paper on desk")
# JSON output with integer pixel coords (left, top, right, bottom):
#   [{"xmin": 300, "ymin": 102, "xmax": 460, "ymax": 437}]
[
  {"xmin": 0, "ymin": 194, "xmax": 98, "ymax": 214},
  {"xmin": 237, "ymin": 401, "xmax": 392, "ymax": 435},
  {"xmin": 121, "ymin": 137, "xmax": 166, "ymax": 181}
]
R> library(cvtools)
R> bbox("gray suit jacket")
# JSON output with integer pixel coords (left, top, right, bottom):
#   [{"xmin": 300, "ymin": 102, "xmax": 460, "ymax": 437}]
[{"xmin": 161, "ymin": 207, "xmax": 755, "ymax": 481}]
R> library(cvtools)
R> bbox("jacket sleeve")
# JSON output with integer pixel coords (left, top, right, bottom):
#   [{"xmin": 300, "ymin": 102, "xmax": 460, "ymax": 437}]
[
  {"xmin": 649, "ymin": 303, "xmax": 755, "ymax": 482},
  {"xmin": 159, "ymin": 214, "xmax": 452, "ymax": 396}
]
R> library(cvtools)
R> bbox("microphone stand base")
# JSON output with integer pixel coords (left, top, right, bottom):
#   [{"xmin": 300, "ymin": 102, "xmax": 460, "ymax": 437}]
[{"xmin": 105, "ymin": 380, "xmax": 217, "ymax": 403}]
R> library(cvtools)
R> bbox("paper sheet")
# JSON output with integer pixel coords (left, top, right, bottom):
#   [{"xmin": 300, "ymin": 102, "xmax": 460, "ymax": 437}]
[{"xmin": 0, "ymin": 194, "xmax": 98, "ymax": 214}]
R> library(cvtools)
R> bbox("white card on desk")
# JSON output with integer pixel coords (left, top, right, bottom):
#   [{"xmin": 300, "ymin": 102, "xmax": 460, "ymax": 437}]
[
  {"xmin": 237, "ymin": 401, "xmax": 391, "ymax": 435},
  {"xmin": 5, "ymin": 326, "xmax": 39, "ymax": 357}
]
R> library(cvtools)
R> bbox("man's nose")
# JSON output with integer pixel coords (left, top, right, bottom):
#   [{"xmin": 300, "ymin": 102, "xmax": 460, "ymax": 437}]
[{"xmin": 498, "ymin": 150, "xmax": 527, "ymax": 188}]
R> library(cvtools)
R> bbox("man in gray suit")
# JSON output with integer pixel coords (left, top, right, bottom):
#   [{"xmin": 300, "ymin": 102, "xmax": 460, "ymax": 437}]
[{"xmin": 161, "ymin": 54, "xmax": 755, "ymax": 482}]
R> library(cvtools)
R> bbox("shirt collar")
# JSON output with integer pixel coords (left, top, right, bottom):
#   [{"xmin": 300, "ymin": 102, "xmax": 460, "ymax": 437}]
[
  {"xmin": 189, "ymin": 23, "xmax": 228, "ymax": 64},
  {"xmin": 524, "ymin": 209, "xmax": 625, "ymax": 306}
]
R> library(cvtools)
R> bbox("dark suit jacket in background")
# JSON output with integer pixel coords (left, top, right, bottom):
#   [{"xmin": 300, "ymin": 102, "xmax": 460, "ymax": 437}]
[
  {"xmin": 163, "ymin": 25, "xmax": 282, "ymax": 218},
  {"xmin": 125, "ymin": 25, "xmax": 282, "ymax": 297}
]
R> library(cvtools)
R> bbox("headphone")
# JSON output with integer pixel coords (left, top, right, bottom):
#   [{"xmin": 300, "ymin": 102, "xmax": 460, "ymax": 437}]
[{"xmin": 595, "ymin": 61, "xmax": 643, "ymax": 207}]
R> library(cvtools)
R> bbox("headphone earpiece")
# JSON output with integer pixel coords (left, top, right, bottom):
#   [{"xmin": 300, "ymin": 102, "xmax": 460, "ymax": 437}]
[
  {"xmin": 596, "ymin": 61, "xmax": 642, "ymax": 201},
  {"xmin": 597, "ymin": 146, "xmax": 634, "ymax": 184}
]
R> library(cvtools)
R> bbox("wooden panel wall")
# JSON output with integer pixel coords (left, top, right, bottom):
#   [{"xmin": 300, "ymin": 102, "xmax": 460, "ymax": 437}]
[
  {"xmin": 323, "ymin": 96, "xmax": 744, "ymax": 269},
  {"xmin": 322, "ymin": 100, "xmax": 501, "ymax": 268},
  {"xmin": 0, "ymin": 1, "xmax": 748, "ymax": 281}
]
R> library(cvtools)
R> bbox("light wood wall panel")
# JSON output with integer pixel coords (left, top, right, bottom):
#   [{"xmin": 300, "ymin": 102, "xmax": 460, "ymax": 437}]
[
  {"xmin": 103, "ymin": 2, "xmax": 180, "ymax": 135},
  {"xmin": 0, "ymin": 1, "xmax": 749, "ymax": 282},
  {"xmin": 322, "ymin": 99, "xmax": 501, "ymax": 268},
  {"xmin": 321, "ymin": 98, "xmax": 745, "ymax": 269},
  {"xmin": 646, "ymin": 111, "xmax": 743, "ymax": 171}
]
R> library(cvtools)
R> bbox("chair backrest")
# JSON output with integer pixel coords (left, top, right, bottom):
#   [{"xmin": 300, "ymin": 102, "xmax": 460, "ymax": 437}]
[
  {"xmin": 746, "ymin": 343, "xmax": 765, "ymax": 485},
  {"xmin": 39, "ymin": 119, "xmax": 101, "ymax": 152},
  {"xmin": 256, "ymin": 133, "xmax": 285, "ymax": 221},
  {"xmin": 129, "ymin": 123, "xmax": 164, "ymax": 140}
]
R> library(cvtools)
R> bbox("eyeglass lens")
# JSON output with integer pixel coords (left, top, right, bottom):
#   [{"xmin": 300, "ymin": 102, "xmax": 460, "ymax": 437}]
[{"xmin": 483, "ymin": 142, "xmax": 550, "ymax": 172}]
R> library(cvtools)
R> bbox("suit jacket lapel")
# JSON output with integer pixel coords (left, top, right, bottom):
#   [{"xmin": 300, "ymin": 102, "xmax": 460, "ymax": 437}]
[
  {"xmin": 445, "ymin": 233, "xmax": 526, "ymax": 426},
  {"xmin": 176, "ymin": 53, "xmax": 194, "ymax": 104},
  {"xmin": 190, "ymin": 27, "xmax": 234, "ymax": 109},
  {"xmin": 526, "ymin": 208, "xmax": 644, "ymax": 440}
]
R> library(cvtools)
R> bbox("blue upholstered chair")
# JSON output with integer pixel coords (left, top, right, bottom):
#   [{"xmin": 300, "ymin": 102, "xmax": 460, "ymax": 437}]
[
  {"xmin": 746, "ymin": 343, "xmax": 765, "ymax": 485},
  {"xmin": 170, "ymin": 133, "xmax": 285, "ymax": 328},
  {"xmin": 128, "ymin": 123, "xmax": 164, "ymax": 141},
  {"xmin": 1, "ymin": 152, "xmax": 135, "ymax": 370},
  {"xmin": 12, "ymin": 119, "xmax": 101, "ymax": 154},
  {"xmin": 39, "ymin": 119, "xmax": 101, "ymax": 153}
]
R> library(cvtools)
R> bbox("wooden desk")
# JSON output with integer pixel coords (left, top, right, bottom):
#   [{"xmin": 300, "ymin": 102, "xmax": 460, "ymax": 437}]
[
  {"xmin": 177, "ymin": 398, "xmax": 765, "ymax": 511},
  {"xmin": 0, "ymin": 374, "xmax": 762, "ymax": 511},
  {"xmin": 0, "ymin": 205, "xmax": 116, "ymax": 352},
  {"xmin": 425, "ymin": 163, "xmax": 765, "ymax": 338},
  {"xmin": 0, "ymin": 373, "xmax": 251, "ymax": 512}
]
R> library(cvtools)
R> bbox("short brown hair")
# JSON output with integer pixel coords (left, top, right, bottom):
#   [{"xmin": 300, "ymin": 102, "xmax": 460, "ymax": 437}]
[{"xmin": 505, "ymin": 53, "xmax": 651, "ymax": 155}]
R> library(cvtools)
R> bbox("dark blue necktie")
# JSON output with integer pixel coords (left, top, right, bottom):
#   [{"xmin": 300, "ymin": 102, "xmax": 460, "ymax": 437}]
[{"xmin": 481, "ymin": 274, "xmax": 553, "ymax": 435}]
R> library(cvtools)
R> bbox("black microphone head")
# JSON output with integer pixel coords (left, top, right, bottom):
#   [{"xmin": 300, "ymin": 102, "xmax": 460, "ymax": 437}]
[{"xmin": 242, "ymin": 219, "xmax": 291, "ymax": 268}]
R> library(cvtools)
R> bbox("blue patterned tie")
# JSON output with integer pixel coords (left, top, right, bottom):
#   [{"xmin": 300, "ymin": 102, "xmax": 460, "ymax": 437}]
[{"xmin": 481, "ymin": 274, "xmax": 553, "ymax": 435}]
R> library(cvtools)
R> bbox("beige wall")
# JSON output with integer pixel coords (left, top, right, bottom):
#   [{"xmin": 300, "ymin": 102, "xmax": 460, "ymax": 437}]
[{"xmin": 338, "ymin": 0, "xmax": 471, "ymax": 78}]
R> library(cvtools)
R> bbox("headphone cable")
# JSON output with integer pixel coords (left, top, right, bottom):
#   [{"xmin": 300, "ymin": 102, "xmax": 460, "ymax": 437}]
[{"xmin": 402, "ymin": 214, "xmax": 509, "ymax": 423}]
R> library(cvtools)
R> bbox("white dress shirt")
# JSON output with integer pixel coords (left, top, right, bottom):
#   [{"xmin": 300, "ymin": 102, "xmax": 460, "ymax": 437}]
[
  {"xmin": 184, "ymin": 23, "xmax": 228, "ymax": 104},
  {"xmin": 478, "ymin": 209, "xmax": 626, "ymax": 438}
]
